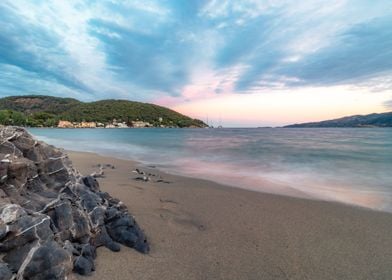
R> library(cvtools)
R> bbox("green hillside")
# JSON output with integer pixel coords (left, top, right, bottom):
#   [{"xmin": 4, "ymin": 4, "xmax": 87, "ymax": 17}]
[
  {"xmin": 0, "ymin": 95, "xmax": 81, "ymax": 114},
  {"xmin": 0, "ymin": 95, "xmax": 207, "ymax": 128}
]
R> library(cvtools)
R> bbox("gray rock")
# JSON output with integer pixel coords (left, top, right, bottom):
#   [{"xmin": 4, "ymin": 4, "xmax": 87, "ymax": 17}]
[
  {"xmin": 73, "ymin": 255, "xmax": 94, "ymax": 275},
  {"xmin": 0, "ymin": 262, "xmax": 13, "ymax": 280},
  {"xmin": 106, "ymin": 212, "xmax": 149, "ymax": 253},
  {"xmin": 3, "ymin": 241, "xmax": 37, "ymax": 272},
  {"xmin": 20, "ymin": 241, "xmax": 73, "ymax": 280},
  {"xmin": 0, "ymin": 126, "xmax": 149, "ymax": 279},
  {"xmin": 0, "ymin": 204, "xmax": 26, "ymax": 224}
]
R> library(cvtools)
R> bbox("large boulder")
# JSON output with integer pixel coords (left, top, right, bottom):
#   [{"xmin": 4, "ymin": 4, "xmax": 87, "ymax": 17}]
[{"xmin": 0, "ymin": 126, "xmax": 149, "ymax": 279}]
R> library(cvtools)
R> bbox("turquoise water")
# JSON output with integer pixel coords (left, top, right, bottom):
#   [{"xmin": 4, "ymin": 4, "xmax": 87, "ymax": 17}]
[{"xmin": 29, "ymin": 128, "xmax": 392, "ymax": 212}]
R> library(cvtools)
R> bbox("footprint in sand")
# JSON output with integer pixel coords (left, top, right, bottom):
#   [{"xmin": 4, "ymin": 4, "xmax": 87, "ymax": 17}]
[
  {"xmin": 118, "ymin": 183, "xmax": 144, "ymax": 191},
  {"xmin": 159, "ymin": 198, "xmax": 178, "ymax": 205},
  {"xmin": 156, "ymin": 200, "xmax": 206, "ymax": 233}
]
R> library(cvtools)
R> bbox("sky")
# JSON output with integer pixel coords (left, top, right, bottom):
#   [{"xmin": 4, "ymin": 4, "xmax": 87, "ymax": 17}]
[{"xmin": 0, "ymin": 0, "xmax": 392, "ymax": 127}]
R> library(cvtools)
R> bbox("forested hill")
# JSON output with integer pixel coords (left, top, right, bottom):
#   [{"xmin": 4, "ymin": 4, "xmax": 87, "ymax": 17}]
[
  {"xmin": 285, "ymin": 112, "xmax": 392, "ymax": 128},
  {"xmin": 0, "ymin": 95, "xmax": 81, "ymax": 114},
  {"xmin": 0, "ymin": 95, "xmax": 207, "ymax": 128}
]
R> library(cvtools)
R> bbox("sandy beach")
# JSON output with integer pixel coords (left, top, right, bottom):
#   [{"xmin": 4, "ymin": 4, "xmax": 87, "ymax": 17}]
[{"xmin": 69, "ymin": 151, "xmax": 392, "ymax": 280}]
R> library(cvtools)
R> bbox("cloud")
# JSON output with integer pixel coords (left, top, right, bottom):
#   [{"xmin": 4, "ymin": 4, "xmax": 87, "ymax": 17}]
[
  {"xmin": 0, "ymin": 0, "xmax": 391, "ymax": 104},
  {"xmin": 279, "ymin": 17, "xmax": 392, "ymax": 87},
  {"xmin": 207, "ymin": 0, "xmax": 392, "ymax": 92},
  {"xmin": 384, "ymin": 100, "xmax": 392, "ymax": 110},
  {"xmin": 88, "ymin": 18, "xmax": 190, "ymax": 95},
  {"xmin": 0, "ymin": 4, "xmax": 91, "ymax": 95},
  {"xmin": 0, "ymin": 64, "xmax": 86, "ymax": 99}
]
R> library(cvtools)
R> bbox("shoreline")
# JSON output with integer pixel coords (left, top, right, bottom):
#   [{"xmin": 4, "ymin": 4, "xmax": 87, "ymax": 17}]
[
  {"xmin": 67, "ymin": 150, "xmax": 388, "ymax": 215},
  {"xmin": 68, "ymin": 150, "xmax": 392, "ymax": 280},
  {"xmin": 28, "ymin": 127, "xmax": 392, "ymax": 213}
]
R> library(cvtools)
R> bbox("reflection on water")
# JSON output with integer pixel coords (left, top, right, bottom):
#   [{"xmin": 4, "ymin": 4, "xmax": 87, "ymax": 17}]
[{"xmin": 29, "ymin": 128, "xmax": 392, "ymax": 212}]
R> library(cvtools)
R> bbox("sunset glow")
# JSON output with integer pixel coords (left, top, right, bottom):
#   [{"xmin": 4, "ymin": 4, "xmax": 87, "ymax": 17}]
[{"xmin": 171, "ymin": 86, "xmax": 391, "ymax": 127}]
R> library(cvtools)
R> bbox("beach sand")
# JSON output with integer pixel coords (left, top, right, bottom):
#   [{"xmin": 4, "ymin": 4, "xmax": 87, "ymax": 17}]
[{"xmin": 69, "ymin": 151, "xmax": 392, "ymax": 280}]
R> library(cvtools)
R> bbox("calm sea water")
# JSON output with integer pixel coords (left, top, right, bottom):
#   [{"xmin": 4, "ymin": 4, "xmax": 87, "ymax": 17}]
[{"xmin": 28, "ymin": 128, "xmax": 392, "ymax": 212}]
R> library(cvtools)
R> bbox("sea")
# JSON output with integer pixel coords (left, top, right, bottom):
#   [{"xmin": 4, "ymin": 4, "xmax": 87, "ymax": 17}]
[{"xmin": 28, "ymin": 127, "xmax": 392, "ymax": 212}]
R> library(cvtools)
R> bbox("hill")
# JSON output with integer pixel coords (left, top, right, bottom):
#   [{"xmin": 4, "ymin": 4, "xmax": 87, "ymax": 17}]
[
  {"xmin": 285, "ymin": 112, "xmax": 392, "ymax": 128},
  {"xmin": 0, "ymin": 95, "xmax": 207, "ymax": 128},
  {"xmin": 0, "ymin": 95, "xmax": 81, "ymax": 114}
]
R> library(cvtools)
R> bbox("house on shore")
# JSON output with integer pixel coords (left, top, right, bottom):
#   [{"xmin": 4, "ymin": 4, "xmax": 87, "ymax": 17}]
[
  {"xmin": 57, "ymin": 121, "xmax": 97, "ymax": 128},
  {"xmin": 131, "ymin": 121, "xmax": 152, "ymax": 128},
  {"xmin": 76, "ymin": 122, "xmax": 97, "ymax": 128},
  {"xmin": 56, "ymin": 119, "xmax": 156, "ymax": 128},
  {"xmin": 57, "ymin": 121, "xmax": 74, "ymax": 128}
]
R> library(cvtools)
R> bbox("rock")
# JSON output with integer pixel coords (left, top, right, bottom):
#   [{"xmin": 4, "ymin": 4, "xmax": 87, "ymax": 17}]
[
  {"xmin": 106, "ymin": 212, "xmax": 149, "ymax": 253},
  {"xmin": 90, "ymin": 167, "xmax": 105, "ymax": 178},
  {"xmin": 92, "ymin": 226, "xmax": 121, "ymax": 252},
  {"xmin": 134, "ymin": 168, "xmax": 145, "ymax": 175},
  {"xmin": 53, "ymin": 201, "xmax": 73, "ymax": 240},
  {"xmin": 3, "ymin": 241, "xmax": 37, "ymax": 272},
  {"xmin": 134, "ymin": 176, "xmax": 150, "ymax": 182},
  {"xmin": 63, "ymin": 240, "xmax": 79, "ymax": 256},
  {"xmin": 0, "ymin": 262, "xmax": 13, "ymax": 280},
  {"xmin": 0, "ymin": 214, "xmax": 53, "ymax": 253},
  {"xmin": 72, "ymin": 244, "xmax": 96, "ymax": 275},
  {"xmin": 0, "ymin": 126, "xmax": 149, "ymax": 279},
  {"xmin": 0, "ymin": 224, "xmax": 7, "ymax": 239},
  {"xmin": 0, "ymin": 204, "xmax": 26, "ymax": 224},
  {"xmin": 20, "ymin": 241, "xmax": 73, "ymax": 280},
  {"xmin": 82, "ymin": 176, "xmax": 100, "ymax": 192},
  {"xmin": 70, "ymin": 208, "xmax": 90, "ymax": 243},
  {"xmin": 73, "ymin": 256, "xmax": 94, "ymax": 275}
]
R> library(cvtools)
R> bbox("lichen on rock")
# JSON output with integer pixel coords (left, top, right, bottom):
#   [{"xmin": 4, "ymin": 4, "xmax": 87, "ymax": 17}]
[{"xmin": 0, "ymin": 126, "xmax": 149, "ymax": 279}]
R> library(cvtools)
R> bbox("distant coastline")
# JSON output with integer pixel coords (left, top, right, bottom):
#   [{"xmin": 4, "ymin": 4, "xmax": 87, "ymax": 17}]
[{"xmin": 285, "ymin": 111, "xmax": 392, "ymax": 128}]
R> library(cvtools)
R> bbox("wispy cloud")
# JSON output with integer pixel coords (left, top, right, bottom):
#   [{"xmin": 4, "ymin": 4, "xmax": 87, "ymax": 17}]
[{"xmin": 0, "ymin": 0, "xmax": 391, "ymax": 105}]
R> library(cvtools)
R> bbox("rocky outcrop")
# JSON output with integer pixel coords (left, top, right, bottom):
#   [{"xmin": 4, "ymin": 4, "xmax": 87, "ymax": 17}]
[{"xmin": 0, "ymin": 126, "xmax": 149, "ymax": 279}]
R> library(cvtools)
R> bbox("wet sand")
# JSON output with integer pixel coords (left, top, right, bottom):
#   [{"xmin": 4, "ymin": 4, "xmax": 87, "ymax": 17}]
[{"xmin": 69, "ymin": 151, "xmax": 392, "ymax": 280}]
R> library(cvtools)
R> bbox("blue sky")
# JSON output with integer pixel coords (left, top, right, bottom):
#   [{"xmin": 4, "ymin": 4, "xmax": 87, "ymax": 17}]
[{"xmin": 0, "ymin": 1, "xmax": 391, "ymax": 126}]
